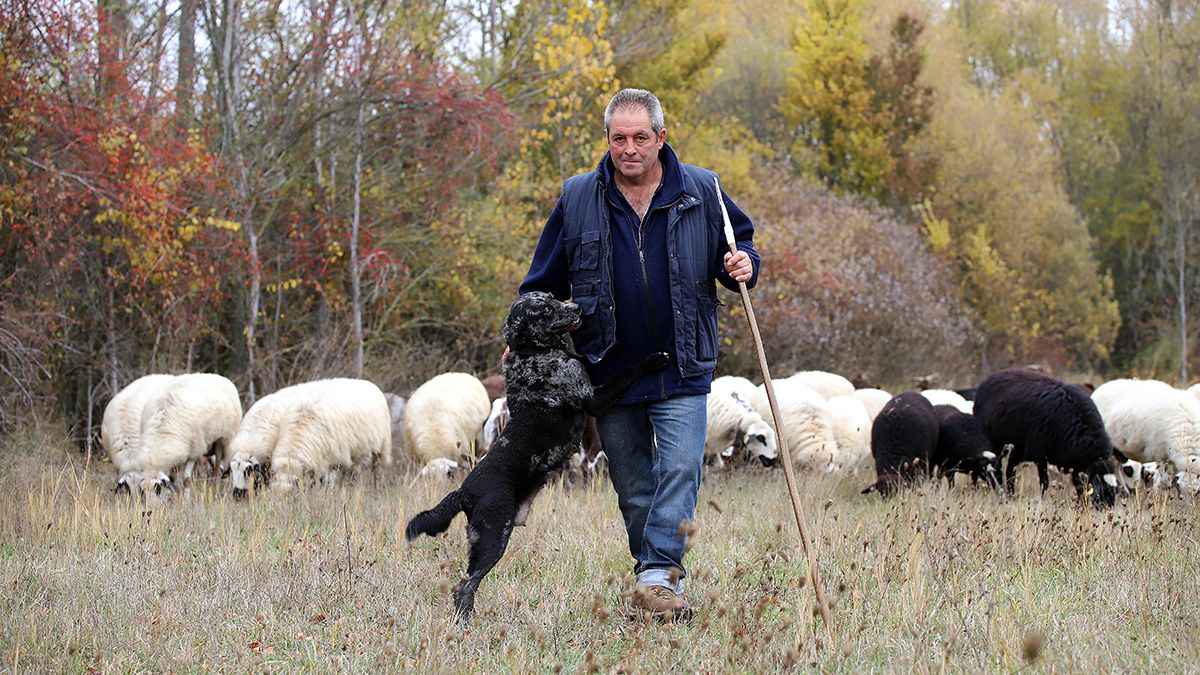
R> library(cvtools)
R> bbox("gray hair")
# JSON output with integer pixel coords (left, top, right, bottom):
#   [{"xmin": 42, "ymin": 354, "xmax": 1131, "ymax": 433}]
[{"xmin": 604, "ymin": 88, "xmax": 665, "ymax": 135}]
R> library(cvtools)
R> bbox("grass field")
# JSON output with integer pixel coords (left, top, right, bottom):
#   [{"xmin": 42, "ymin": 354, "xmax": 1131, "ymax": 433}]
[{"xmin": 3, "ymin": 424, "xmax": 1199, "ymax": 672}]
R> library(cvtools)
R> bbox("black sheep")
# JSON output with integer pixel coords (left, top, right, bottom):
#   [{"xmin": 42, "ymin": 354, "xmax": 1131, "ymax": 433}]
[
  {"xmin": 973, "ymin": 368, "xmax": 1120, "ymax": 507},
  {"xmin": 862, "ymin": 392, "xmax": 939, "ymax": 495},
  {"xmin": 930, "ymin": 404, "xmax": 999, "ymax": 488}
]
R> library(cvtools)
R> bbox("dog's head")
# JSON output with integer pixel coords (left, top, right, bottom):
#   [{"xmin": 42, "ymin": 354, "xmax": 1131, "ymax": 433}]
[{"xmin": 503, "ymin": 292, "xmax": 581, "ymax": 352}]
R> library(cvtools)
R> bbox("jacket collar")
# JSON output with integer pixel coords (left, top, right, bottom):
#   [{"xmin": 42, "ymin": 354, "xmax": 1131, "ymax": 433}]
[{"xmin": 597, "ymin": 142, "xmax": 687, "ymax": 207}]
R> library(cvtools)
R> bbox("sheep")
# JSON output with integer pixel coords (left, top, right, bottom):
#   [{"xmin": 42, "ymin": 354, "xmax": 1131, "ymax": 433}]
[
  {"xmin": 862, "ymin": 392, "xmax": 939, "ymax": 495},
  {"xmin": 705, "ymin": 389, "xmax": 778, "ymax": 468},
  {"xmin": 132, "ymin": 373, "xmax": 242, "ymax": 498},
  {"xmin": 269, "ymin": 378, "xmax": 393, "ymax": 491},
  {"xmin": 930, "ymin": 404, "xmax": 999, "ymax": 487},
  {"xmin": 974, "ymin": 368, "xmax": 1120, "ymax": 507},
  {"xmin": 101, "ymin": 374, "xmax": 176, "ymax": 492},
  {"xmin": 384, "ymin": 393, "xmax": 407, "ymax": 455},
  {"xmin": 826, "ymin": 394, "xmax": 872, "ymax": 471},
  {"xmin": 1189, "ymin": 383, "xmax": 1200, "ymax": 402},
  {"xmin": 767, "ymin": 381, "xmax": 840, "ymax": 472},
  {"xmin": 402, "ymin": 372, "xmax": 492, "ymax": 466},
  {"xmin": 712, "ymin": 375, "xmax": 763, "ymax": 408},
  {"xmin": 1091, "ymin": 378, "xmax": 1200, "ymax": 481},
  {"xmin": 785, "ymin": 370, "xmax": 854, "ymax": 400},
  {"xmin": 480, "ymin": 397, "xmax": 509, "ymax": 455},
  {"xmin": 224, "ymin": 384, "xmax": 309, "ymax": 497},
  {"xmin": 921, "ymin": 389, "xmax": 973, "ymax": 414},
  {"xmin": 851, "ymin": 388, "xmax": 892, "ymax": 422}
]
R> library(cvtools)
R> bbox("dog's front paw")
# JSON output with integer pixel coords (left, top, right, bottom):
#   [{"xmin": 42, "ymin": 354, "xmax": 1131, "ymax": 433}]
[{"xmin": 645, "ymin": 351, "xmax": 670, "ymax": 371}]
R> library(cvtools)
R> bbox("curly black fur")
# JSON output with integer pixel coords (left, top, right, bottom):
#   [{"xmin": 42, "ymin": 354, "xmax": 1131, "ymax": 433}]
[
  {"xmin": 404, "ymin": 291, "xmax": 668, "ymax": 620},
  {"xmin": 973, "ymin": 368, "xmax": 1119, "ymax": 507},
  {"xmin": 863, "ymin": 392, "xmax": 939, "ymax": 496},
  {"xmin": 931, "ymin": 404, "xmax": 999, "ymax": 488}
]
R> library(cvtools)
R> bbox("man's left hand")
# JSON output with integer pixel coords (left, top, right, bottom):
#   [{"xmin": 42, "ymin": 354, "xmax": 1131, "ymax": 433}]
[{"xmin": 723, "ymin": 251, "xmax": 753, "ymax": 283}]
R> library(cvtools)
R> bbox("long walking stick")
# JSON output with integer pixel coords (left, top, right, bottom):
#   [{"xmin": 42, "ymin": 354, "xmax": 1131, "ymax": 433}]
[{"xmin": 715, "ymin": 177, "xmax": 833, "ymax": 632}]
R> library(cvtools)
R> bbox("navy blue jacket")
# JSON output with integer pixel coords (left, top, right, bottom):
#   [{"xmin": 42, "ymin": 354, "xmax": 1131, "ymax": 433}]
[{"xmin": 520, "ymin": 143, "xmax": 760, "ymax": 404}]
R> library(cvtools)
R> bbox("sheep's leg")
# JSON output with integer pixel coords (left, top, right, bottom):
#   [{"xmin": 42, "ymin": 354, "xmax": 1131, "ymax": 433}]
[
  {"xmin": 183, "ymin": 460, "xmax": 195, "ymax": 482},
  {"xmin": 1003, "ymin": 449, "xmax": 1022, "ymax": 496},
  {"xmin": 454, "ymin": 495, "xmax": 517, "ymax": 621},
  {"xmin": 585, "ymin": 352, "xmax": 669, "ymax": 416},
  {"xmin": 1037, "ymin": 461, "xmax": 1050, "ymax": 494}
]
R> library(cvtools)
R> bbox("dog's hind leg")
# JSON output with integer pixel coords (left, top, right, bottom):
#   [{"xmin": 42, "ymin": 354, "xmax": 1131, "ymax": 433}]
[
  {"xmin": 405, "ymin": 489, "xmax": 465, "ymax": 543},
  {"xmin": 453, "ymin": 495, "xmax": 517, "ymax": 621}
]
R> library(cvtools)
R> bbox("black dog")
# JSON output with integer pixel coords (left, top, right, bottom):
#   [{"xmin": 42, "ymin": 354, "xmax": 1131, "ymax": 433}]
[{"xmin": 405, "ymin": 291, "xmax": 668, "ymax": 620}]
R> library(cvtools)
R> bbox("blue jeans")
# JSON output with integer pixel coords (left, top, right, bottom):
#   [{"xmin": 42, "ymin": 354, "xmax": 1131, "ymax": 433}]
[{"xmin": 597, "ymin": 394, "xmax": 706, "ymax": 593}]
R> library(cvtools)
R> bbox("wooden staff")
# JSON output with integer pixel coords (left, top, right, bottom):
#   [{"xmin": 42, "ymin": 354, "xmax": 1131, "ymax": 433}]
[{"xmin": 715, "ymin": 176, "xmax": 833, "ymax": 632}]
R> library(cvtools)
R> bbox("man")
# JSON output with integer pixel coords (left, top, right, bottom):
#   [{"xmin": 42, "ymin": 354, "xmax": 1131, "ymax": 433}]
[{"xmin": 519, "ymin": 88, "xmax": 760, "ymax": 619}]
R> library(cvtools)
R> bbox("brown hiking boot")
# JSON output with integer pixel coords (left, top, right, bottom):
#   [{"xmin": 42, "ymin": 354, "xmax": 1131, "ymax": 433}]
[{"xmin": 629, "ymin": 583, "xmax": 693, "ymax": 623}]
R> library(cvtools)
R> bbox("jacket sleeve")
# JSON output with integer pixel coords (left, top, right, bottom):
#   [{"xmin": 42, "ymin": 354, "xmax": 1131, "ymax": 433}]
[
  {"xmin": 519, "ymin": 197, "xmax": 572, "ymax": 300},
  {"xmin": 714, "ymin": 187, "xmax": 762, "ymax": 292}
]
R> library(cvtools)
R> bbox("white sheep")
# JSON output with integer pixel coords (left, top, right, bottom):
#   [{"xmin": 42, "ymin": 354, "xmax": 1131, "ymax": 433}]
[
  {"xmin": 1188, "ymin": 383, "xmax": 1200, "ymax": 401},
  {"xmin": 920, "ymin": 389, "xmax": 972, "ymax": 414},
  {"xmin": 479, "ymin": 396, "xmax": 509, "ymax": 455},
  {"xmin": 765, "ymin": 380, "xmax": 840, "ymax": 471},
  {"xmin": 785, "ymin": 370, "xmax": 854, "ymax": 400},
  {"xmin": 402, "ymin": 372, "xmax": 491, "ymax": 466},
  {"xmin": 851, "ymin": 388, "xmax": 892, "ymax": 422},
  {"xmin": 705, "ymin": 389, "xmax": 778, "ymax": 468},
  {"xmin": 1092, "ymin": 378, "xmax": 1200, "ymax": 478},
  {"xmin": 225, "ymin": 383, "xmax": 309, "ymax": 495},
  {"xmin": 711, "ymin": 375, "xmax": 764, "ymax": 411},
  {"xmin": 826, "ymin": 394, "xmax": 872, "ymax": 471},
  {"xmin": 101, "ymin": 374, "xmax": 176, "ymax": 491},
  {"xmin": 269, "ymin": 378, "xmax": 393, "ymax": 491},
  {"xmin": 133, "ymin": 373, "xmax": 243, "ymax": 497}
]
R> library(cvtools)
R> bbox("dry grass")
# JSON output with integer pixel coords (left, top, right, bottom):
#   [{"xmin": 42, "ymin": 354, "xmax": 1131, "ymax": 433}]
[{"xmin": 3, "ymin": 424, "xmax": 1199, "ymax": 672}]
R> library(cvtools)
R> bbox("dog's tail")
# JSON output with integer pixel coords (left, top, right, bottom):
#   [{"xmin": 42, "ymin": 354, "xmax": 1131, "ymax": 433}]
[{"xmin": 405, "ymin": 490, "xmax": 465, "ymax": 543}]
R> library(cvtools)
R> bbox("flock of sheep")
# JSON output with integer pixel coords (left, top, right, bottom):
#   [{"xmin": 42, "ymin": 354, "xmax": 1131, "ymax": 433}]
[{"xmin": 98, "ymin": 365, "xmax": 1200, "ymax": 506}]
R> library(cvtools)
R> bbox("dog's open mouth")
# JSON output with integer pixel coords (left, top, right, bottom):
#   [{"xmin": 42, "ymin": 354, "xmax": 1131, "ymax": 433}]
[{"xmin": 565, "ymin": 318, "xmax": 582, "ymax": 332}]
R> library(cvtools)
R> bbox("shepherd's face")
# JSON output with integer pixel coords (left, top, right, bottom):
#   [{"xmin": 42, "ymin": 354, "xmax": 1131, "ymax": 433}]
[{"xmin": 607, "ymin": 107, "xmax": 665, "ymax": 184}]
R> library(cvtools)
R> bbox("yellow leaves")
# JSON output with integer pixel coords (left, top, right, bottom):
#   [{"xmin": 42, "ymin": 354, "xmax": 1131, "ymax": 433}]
[
  {"xmin": 204, "ymin": 216, "xmax": 241, "ymax": 232},
  {"xmin": 921, "ymin": 199, "xmax": 951, "ymax": 253},
  {"xmin": 266, "ymin": 279, "xmax": 301, "ymax": 293}
]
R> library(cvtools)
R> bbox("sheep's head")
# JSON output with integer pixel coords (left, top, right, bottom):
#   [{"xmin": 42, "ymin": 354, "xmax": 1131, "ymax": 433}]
[
  {"xmin": 1074, "ymin": 457, "xmax": 1120, "ymax": 507},
  {"xmin": 114, "ymin": 471, "xmax": 142, "ymax": 496},
  {"xmin": 418, "ymin": 457, "xmax": 464, "ymax": 482},
  {"xmin": 741, "ymin": 420, "xmax": 778, "ymax": 467},
  {"xmin": 503, "ymin": 291, "xmax": 581, "ymax": 352},
  {"xmin": 140, "ymin": 472, "xmax": 176, "ymax": 500},
  {"xmin": 962, "ymin": 450, "xmax": 1000, "ymax": 488},
  {"xmin": 230, "ymin": 458, "xmax": 270, "ymax": 499}
]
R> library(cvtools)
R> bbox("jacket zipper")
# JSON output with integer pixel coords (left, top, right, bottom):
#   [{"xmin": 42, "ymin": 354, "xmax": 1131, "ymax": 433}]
[{"xmin": 636, "ymin": 204, "xmax": 673, "ymax": 399}]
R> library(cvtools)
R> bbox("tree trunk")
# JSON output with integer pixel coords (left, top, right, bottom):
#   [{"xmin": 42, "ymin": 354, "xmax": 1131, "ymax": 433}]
[
  {"xmin": 97, "ymin": 0, "xmax": 128, "ymax": 101},
  {"xmin": 176, "ymin": 0, "xmax": 197, "ymax": 133}
]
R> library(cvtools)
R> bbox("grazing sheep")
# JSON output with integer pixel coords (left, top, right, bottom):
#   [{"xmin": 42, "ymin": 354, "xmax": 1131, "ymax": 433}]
[
  {"xmin": 769, "ymin": 381, "xmax": 840, "ymax": 472},
  {"xmin": 225, "ymin": 384, "xmax": 310, "ymax": 497},
  {"xmin": 712, "ymin": 375, "xmax": 763, "ymax": 408},
  {"xmin": 826, "ymin": 394, "xmax": 872, "ymax": 471},
  {"xmin": 863, "ymin": 392, "xmax": 938, "ymax": 495},
  {"xmin": 705, "ymin": 389, "xmax": 778, "ymax": 468},
  {"xmin": 1091, "ymin": 378, "xmax": 1200, "ymax": 480},
  {"xmin": 101, "ymin": 374, "xmax": 176, "ymax": 492},
  {"xmin": 921, "ymin": 389, "xmax": 972, "ymax": 414},
  {"xmin": 403, "ymin": 372, "xmax": 491, "ymax": 466},
  {"xmin": 133, "ymin": 373, "xmax": 243, "ymax": 498},
  {"xmin": 930, "ymin": 404, "xmax": 999, "ymax": 487},
  {"xmin": 416, "ymin": 456, "xmax": 469, "ymax": 483},
  {"xmin": 269, "ymin": 378, "xmax": 393, "ymax": 491},
  {"xmin": 851, "ymin": 388, "xmax": 892, "ymax": 422},
  {"xmin": 785, "ymin": 370, "xmax": 854, "ymax": 400},
  {"xmin": 974, "ymin": 368, "xmax": 1120, "ymax": 507}
]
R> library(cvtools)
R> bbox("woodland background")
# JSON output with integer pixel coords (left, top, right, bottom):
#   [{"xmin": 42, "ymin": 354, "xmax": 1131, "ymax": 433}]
[{"xmin": 1, "ymin": 0, "xmax": 1197, "ymax": 442}]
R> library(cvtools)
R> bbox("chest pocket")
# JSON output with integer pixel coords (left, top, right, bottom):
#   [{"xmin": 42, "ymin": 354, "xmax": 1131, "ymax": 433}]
[{"xmin": 565, "ymin": 230, "xmax": 601, "ymax": 272}]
